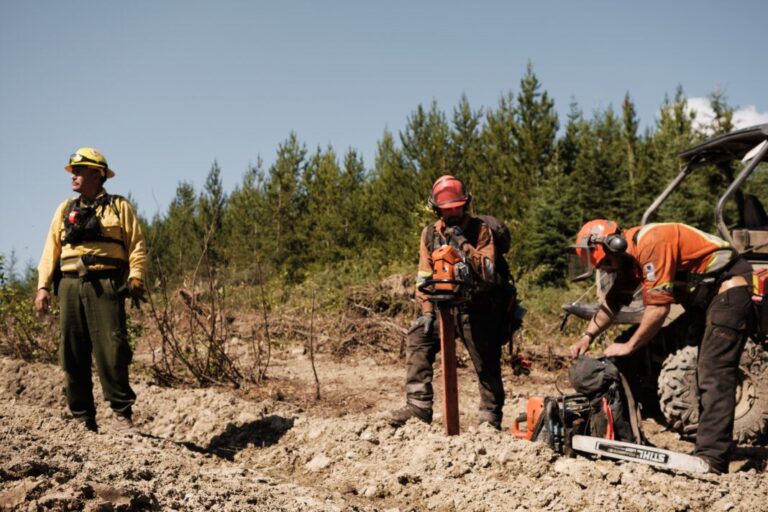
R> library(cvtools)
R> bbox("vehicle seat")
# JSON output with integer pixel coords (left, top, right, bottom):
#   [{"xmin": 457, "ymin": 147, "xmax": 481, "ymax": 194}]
[
  {"xmin": 732, "ymin": 194, "xmax": 768, "ymax": 258},
  {"xmin": 743, "ymin": 194, "xmax": 768, "ymax": 229}
]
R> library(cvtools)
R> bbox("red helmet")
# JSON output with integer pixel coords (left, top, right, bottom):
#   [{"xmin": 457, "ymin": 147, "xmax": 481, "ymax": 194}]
[
  {"xmin": 569, "ymin": 219, "xmax": 625, "ymax": 281},
  {"xmin": 428, "ymin": 175, "xmax": 470, "ymax": 210}
]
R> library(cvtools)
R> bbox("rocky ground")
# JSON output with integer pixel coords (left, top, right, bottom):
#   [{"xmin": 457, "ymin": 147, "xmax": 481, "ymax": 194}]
[{"xmin": 2, "ymin": 342, "xmax": 768, "ymax": 511}]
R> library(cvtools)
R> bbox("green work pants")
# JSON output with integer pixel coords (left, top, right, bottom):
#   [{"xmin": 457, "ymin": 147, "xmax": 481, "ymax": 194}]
[{"xmin": 58, "ymin": 276, "xmax": 135, "ymax": 421}]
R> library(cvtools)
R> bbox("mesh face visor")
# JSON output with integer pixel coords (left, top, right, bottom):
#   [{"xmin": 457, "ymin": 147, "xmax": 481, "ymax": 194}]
[{"xmin": 567, "ymin": 243, "xmax": 595, "ymax": 282}]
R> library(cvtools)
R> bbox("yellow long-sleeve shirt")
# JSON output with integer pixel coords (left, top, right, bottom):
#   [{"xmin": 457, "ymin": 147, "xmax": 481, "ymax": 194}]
[{"xmin": 37, "ymin": 190, "xmax": 147, "ymax": 290}]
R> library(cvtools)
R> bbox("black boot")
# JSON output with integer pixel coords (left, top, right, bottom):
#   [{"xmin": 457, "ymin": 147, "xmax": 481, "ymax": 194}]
[
  {"xmin": 77, "ymin": 417, "xmax": 98, "ymax": 433},
  {"xmin": 388, "ymin": 404, "xmax": 432, "ymax": 427}
]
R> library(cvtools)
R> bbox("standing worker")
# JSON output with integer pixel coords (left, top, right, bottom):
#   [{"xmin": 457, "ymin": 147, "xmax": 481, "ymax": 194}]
[
  {"xmin": 35, "ymin": 148, "xmax": 147, "ymax": 433},
  {"xmin": 389, "ymin": 175, "xmax": 508, "ymax": 430},
  {"xmin": 568, "ymin": 219, "xmax": 753, "ymax": 474}
]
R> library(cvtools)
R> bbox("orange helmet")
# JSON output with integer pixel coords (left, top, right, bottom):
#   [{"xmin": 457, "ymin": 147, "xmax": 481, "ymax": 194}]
[
  {"xmin": 428, "ymin": 175, "xmax": 471, "ymax": 211},
  {"xmin": 569, "ymin": 219, "xmax": 626, "ymax": 281}
]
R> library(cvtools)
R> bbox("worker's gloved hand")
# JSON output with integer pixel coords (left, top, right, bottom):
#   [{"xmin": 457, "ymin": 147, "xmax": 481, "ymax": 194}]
[
  {"xmin": 444, "ymin": 226, "xmax": 468, "ymax": 250},
  {"xmin": 411, "ymin": 312, "xmax": 436, "ymax": 336},
  {"xmin": 127, "ymin": 277, "xmax": 147, "ymax": 308}
]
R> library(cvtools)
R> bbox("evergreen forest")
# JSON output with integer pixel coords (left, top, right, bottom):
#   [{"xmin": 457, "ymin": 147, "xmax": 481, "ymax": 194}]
[{"xmin": 142, "ymin": 65, "xmax": 766, "ymax": 292}]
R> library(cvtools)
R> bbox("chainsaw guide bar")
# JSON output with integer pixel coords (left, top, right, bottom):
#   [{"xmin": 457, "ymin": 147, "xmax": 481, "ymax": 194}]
[{"xmin": 571, "ymin": 435, "xmax": 710, "ymax": 473}]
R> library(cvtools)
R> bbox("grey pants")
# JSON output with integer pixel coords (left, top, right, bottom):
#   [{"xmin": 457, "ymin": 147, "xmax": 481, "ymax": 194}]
[
  {"xmin": 405, "ymin": 308, "xmax": 505, "ymax": 424},
  {"xmin": 59, "ymin": 276, "xmax": 136, "ymax": 421}
]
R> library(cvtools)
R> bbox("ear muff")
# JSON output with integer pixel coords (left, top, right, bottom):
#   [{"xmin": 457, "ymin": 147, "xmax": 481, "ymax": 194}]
[
  {"xmin": 427, "ymin": 194, "xmax": 439, "ymax": 213},
  {"xmin": 604, "ymin": 233, "xmax": 628, "ymax": 254}
]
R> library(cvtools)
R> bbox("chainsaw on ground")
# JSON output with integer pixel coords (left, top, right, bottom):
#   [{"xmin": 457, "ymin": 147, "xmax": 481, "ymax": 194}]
[{"xmin": 512, "ymin": 394, "xmax": 709, "ymax": 473}]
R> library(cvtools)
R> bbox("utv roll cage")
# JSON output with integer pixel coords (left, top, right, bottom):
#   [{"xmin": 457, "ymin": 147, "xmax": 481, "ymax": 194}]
[
  {"xmin": 642, "ymin": 123, "xmax": 768, "ymax": 252},
  {"xmin": 564, "ymin": 123, "xmax": 768, "ymax": 324}
]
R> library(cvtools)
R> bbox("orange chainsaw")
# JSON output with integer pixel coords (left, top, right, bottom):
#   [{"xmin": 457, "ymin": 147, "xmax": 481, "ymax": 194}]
[
  {"xmin": 418, "ymin": 244, "xmax": 475, "ymax": 304},
  {"xmin": 417, "ymin": 243, "xmax": 476, "ymax": 435}
]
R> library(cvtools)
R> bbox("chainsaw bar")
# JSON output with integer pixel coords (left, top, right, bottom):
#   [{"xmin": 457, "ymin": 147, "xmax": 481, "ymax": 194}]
[{"xmin": 571, "ymin": 435, "xmax": 710, "ymax": 473}]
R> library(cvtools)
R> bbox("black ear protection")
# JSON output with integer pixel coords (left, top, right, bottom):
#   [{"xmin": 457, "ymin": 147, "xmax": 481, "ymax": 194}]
[{"xmin": 595, "ymin": 232, "xmax": 628, "ymax": 254}]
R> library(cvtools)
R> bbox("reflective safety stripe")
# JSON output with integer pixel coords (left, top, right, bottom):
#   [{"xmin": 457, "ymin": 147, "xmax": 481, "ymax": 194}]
[
  {"xmin": 648, "ymin": 282, "xmax": 674, "ymax": 294},
  {"xmin": 416, "ymin": 270, "xmax": 432, "ymax": 286},
  {"xmin": 635, "ymin": 223, "xmax": 729, "ymax": 248},
  {"xmin": 704, "ymin": 249, "xmax": 734, "ymax": 273}
]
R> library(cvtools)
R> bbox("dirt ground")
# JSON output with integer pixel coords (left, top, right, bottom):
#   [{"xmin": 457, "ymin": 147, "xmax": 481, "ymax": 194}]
[{"xmin": 2, "ymin": 337, "xmax": 768, "ymax": 511}]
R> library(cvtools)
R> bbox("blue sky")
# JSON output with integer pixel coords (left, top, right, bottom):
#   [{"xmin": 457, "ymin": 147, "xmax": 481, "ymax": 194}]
[{"xmin": 1, "ymin": 1, "xmax": 766, "ymax": 272}]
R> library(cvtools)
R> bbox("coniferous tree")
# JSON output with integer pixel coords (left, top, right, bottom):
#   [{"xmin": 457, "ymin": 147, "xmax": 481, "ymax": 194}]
[
  {"xmin": 522, "ymin": 100, "xmax": 585, "ymax": 281},
  {"xmin": 223, "ymin": 159, "xmax": 267, "ymax": 275},
  {"xmin": 400, "ymin": 100, "xmax": 452, "ymax": 193},
  {"xmin": 650, "ymin": 87, "xmax": 704, "ymax": 227},
  {"xmin": 365, "ymin": 130, "xmax": 421, "ymax": 263},
  {"xmin": 708, "ymin": 87, "xmax": 734, "ymax": 136},
  {"xmin": 512, "ymin": 62, "xmax": 559, "ymax": 190},
  {"xmin": 479, "ymin": 92, "xmax": 520, "ymax": 225},
  {"xmin": 263, "ymin": 133, "xmax": 307, "ymax": 279},
  {"xmin": 198, "ymin": 161, "xmax": 227, "ymax": 272},
  {"xmin": 622, "ymin": 93, "xmax": 641, "ymax": 214},
  {"xmin": 339, "ymin": 149, "xmax": 367, "ymax": 253},
  {"xmin": 301, "ymin": 146, "xmax": 346, "ymax": 265},
  {"xmin": 449, "ymin": 95, "xmax": 484, "ymax": 195},
  {"xmin": 160, "ymin": 182, "xmax": 200, "ymax": 279}
]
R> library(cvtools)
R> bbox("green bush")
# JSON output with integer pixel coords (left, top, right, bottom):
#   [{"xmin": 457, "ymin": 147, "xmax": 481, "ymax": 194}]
[{"xmin": 0, "ymin": 255, "xmax": 58, "ymax": 362}]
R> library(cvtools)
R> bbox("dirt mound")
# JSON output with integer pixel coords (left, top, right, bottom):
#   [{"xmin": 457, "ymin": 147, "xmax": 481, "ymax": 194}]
[
  {"xmin": 2, "ymin": 351, "xmax": 768, "ymax": 511},
  {"xmin": 240, "ymin": 414, "xmax": 768, "ymax": 511}
]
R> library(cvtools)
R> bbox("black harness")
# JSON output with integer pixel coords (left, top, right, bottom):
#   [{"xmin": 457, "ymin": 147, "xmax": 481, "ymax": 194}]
[{"xmin": 63, "ymin": 194, "xmax": 125, "ymax": 249}]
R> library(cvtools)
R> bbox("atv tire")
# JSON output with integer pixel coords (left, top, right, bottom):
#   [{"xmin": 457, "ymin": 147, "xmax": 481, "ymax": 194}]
[{"xmin": 658, "ymin": 340, "xmax": 768, "ymax": 445}]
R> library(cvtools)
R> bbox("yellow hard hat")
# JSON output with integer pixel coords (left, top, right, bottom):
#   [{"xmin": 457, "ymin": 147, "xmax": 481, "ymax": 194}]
[{"xmin": 65, "ymin": 147, "xmax": 115, "ymax": 178}]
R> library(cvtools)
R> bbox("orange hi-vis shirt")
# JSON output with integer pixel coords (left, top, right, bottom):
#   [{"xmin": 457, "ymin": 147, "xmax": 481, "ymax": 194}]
[{"xmin": 622, "ymin": 223, "xmax": 735, "ymax": 306}]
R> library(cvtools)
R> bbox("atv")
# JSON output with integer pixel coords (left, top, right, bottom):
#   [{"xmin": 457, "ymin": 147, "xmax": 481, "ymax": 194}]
[{"xmin": 563, "ymin": 123, "xmax": 768, "ymax": 445}]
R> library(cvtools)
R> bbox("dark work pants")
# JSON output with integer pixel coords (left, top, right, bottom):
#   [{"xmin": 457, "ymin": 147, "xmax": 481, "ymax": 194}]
[
  {"xmin": 694, "ymin": 285, "xmax": 752, "ymax": 473},
  {"xmin": 405, "ymin": 308, "xmax": 505, "ymax": 424},
  {"xmin": 59, "ymin": 276, "xmax": 136, "ymax": 421}
]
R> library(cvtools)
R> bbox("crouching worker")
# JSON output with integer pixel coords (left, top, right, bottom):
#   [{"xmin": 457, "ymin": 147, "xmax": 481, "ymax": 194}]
[
  {"xmin": 389, "ymin": 175, "xmax": 507, "ymax": 430},
  {"xmin": 34, "ymin": 148, "xmax": 147, "ymax": 434},
  {"xmin": 567, "ymin": 220, "xmax": 752, "ymax": 474}
]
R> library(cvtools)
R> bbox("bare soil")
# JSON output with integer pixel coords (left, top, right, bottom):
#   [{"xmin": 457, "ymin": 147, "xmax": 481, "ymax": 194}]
[{"xmin": 2, "ymin": 338, "xmax": 768, "ymax": 511}]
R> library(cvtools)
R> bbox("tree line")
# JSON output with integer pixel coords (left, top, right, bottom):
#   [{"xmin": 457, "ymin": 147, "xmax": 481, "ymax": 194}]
[{"xmin": 143, "ymin": 64, "xmax": 757, "ymax": 289}]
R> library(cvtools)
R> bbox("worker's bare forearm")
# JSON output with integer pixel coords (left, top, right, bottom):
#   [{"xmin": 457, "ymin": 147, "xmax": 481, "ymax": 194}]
[
  {"xmin": 625, "ymin": 304, "xmax": 670, "ymax": 352},
  {"xmin": 585, "ymin": 303, "xmax": 615, "ymax": 337}
]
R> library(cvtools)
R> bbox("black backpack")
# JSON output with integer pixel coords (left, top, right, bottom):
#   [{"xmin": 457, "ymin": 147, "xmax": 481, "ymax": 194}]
[
  {"xmin": 476, "ymin": 214, "xmax": 511, "ymax": 256},
  {"xmin": 568, "ymin": 356, "xmax": 645, "ymax": 444}
]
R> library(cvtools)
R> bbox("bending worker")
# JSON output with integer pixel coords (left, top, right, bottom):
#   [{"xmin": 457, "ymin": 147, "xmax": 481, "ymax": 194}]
[
  {"xmin": 568, "ymin": 219, "xmax": 752, "ymax": 474},
  {"xmin": 389, "ymin": 175, "xmax": 507, "ymax": 429},
  {"xmin": 35, "ymin": 148, "xmax": 147, "ymax": 433}
]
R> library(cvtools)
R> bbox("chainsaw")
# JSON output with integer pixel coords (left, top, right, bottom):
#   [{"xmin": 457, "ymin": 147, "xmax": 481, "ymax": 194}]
[
  {"xmin": 417, "ymin": 244, "xmax": 475, "ymax": 306},
  {"xmin": 512, "ymin": 395, "xmax": 709, "ymax": 473},
  {"xmin": 416, "ymin": 243, "xmax": 476, "ymax": 435}
]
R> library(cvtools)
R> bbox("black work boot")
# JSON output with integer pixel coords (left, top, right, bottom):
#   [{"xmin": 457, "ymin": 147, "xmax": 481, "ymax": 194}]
[
  {"xmin": 77, "ymin": 417, "xmax": 98, "ymax": 433},
  {"xmin": 388, "ymin": 404, "xmax": 432, "ymax": 427},
  {"xmin": 477, "ymin": 412, "xmax": 502, "ymax": 431}
]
